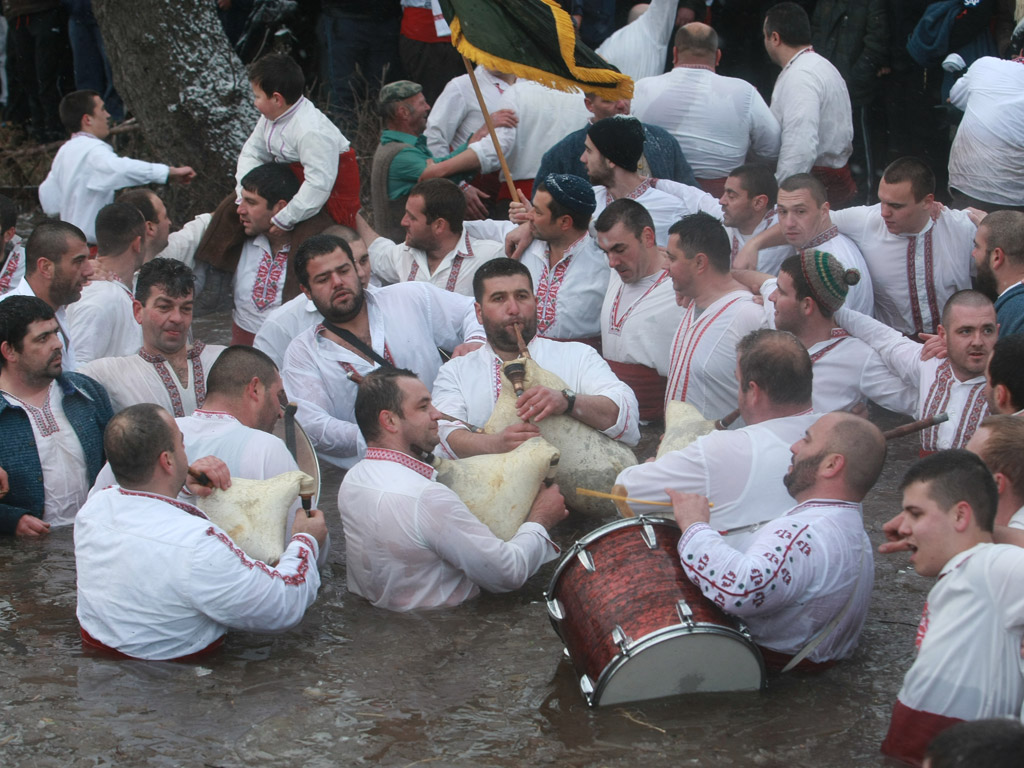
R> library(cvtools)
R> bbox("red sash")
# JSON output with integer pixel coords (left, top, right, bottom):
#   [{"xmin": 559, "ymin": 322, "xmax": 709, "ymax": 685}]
[
  {"xmin": 288, "ymin": 147, "xmax": 361, "ymax": 228},
  {"xmin": 696, "ymin": 177, "xmax": 727, "ymax": 197},
  {"xmin": 605, "ymin": 359, "xmax": 666, "ymax": 422},
  {"xmin": 80, "ymin": 626, "xmax": 225, "ymax": 662},
  {"xmin": 880, "ymin": 700, "xmax": 962, "ymax": 767},
  {"xmin": 497, "ymin": 178, "xmax": 534, "ymax": 202},
  {"xmin": 400, "ymin": 7, "xmax": 446, "ymax": 42},
  {"xmin": 231, "ymin": 322, "xmax": 257, "ymax": 347},
  {"xmin": 811, "ymin": 164, "xmax": 857, "ymax": 209},
  {"xmin": 757, "ymin": 645, "xmax": 837, "ymax": 674}
]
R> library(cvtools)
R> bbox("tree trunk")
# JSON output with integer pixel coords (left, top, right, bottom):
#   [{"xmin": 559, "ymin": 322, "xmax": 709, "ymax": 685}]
[{"xmin": 94, "ymin": 0, "xmax": 257, "ymax": 217}]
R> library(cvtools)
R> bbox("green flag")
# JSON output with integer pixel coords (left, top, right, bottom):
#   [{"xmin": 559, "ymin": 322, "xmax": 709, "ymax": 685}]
[{"xmin": 437, "ymin": 0, "xmax": 633, "ymax": 100}]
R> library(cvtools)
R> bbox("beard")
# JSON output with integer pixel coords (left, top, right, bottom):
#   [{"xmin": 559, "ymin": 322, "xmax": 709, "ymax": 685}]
[
  {"xmin": 783, "ymin": 449, "xmax": 827, "ymax": 499},
  {"xmin": 50, "ymin": 268, "xmax": 84, "ymax": 306},
  {"xmin": 484, "ymin": 314, "xmax": 537, "ymax": 354},
  {"xmin": 318, "ymin": 284, "xmax": 365, "ymax": 325},
  {"xmin": 587, "ymin": 162, "xmax": 614, "ymax": 188},
  {"xmin": 974, "ymin": 257, "xmax": 999, "ymax": 302}
]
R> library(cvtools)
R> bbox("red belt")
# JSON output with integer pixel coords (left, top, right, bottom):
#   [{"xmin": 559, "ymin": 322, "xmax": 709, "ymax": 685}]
[
  {"xmin": 80, "ymin": 626, "xmax": 225, "ymax": 662},
  {"xmin": 811, "ymin": 164, "xmax": 857, "ymax": 209},
  {"xmin": 880, "ymin": 699, "xmax": 962, "ymax": 767},
  {"xmin": 497, "ymin": 179, "xmax": 534, "ymax": 202},
  {"xmin": 605, "ymin": 359, "xmax": 666, "ymax": 422},
  {"xmin": 289, "ymin": 147, "xmax": 361, "ymax": 228}
]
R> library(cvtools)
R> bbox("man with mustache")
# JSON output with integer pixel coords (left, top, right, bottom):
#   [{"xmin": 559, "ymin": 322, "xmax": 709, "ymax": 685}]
[
  {"xmin": 0, "ymin": 295, "xmax": 112, "ymax": 536},
  {"xmin": 78, "ymin": 259, "xmax": 226, "ymax": 417},
  {"xmin": 0, "ymin": 221, "xmax": 95, "ymax": 372},
  {"xmin": 431, "ymin": 258, "xmax": 638, "ymax": 458},
  {"xmin": 970, "ymin": 210, "xmax": 1024, "ymax": 338},
  {"xmin": 669, "ymin": 410, "xmax": 886, "ymax": 671},
  {"xmin": 280, "ymin": 234, "xmax": 485, "ymax": 469}
]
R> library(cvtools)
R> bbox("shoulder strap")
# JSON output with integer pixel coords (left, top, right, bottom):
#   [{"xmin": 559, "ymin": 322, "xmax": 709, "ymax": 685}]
[{"xmin": 321, "ymin": 320, "xmax": 393, "ymax": 370}]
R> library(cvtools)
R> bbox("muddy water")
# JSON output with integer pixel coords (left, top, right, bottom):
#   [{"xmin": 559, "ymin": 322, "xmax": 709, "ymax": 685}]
[{"xmin": 0, "ymin": 313, "xmax": 928, "ymax": 766}]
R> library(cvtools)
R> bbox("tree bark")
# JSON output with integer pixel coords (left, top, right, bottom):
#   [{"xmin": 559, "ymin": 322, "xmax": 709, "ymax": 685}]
[{"xmin": 94, "ymin": 0, "xmax": 258, "ymax": 216}]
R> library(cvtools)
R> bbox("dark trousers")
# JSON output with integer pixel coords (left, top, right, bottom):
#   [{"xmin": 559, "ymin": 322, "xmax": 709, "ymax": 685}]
[
  {"xmin": 397, "ymin": 35, "xmax": 463, "ymax": 106},
  {"xmin": 11, "ymin": 8, "xmax": 69, "ymax": 142}
]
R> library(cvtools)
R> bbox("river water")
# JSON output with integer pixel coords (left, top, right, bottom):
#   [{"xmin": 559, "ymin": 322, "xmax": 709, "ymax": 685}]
[{"xmin": 0, "ymin": 312, "xmax": 926, "ymax": 767}]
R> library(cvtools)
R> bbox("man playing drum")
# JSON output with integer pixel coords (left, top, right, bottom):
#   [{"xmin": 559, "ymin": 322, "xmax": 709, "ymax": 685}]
[
  {"xmin": 669, "ymin": 411, "xmax": 886, "ymax": 671},
  {"xmin": 337, "ymin": 367, "xmax": 566, "ymax": 612}
]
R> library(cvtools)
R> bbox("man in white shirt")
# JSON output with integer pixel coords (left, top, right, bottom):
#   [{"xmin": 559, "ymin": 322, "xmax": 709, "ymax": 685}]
[
  {"xmin": 763, "ymin": 3, "xmax": 855, "ymax": 206},
  {"xmin": 965, "ymin": 416, "xmax": 1024, "ymax": 541},
  {"xmin": 0, "ymin": 295, "xmax": 112, "ymax": 537},
  {"xmin": 836, "ymin": 290, "xmax": 997, "ymax": 454},
  {"xmin": 337, "ymin": 367, "xmax": 565, "ymax": 612},
  {"xmin": 0, "ymin": 221, "xmax": 94, "ymax": 372},
  {"xmin": 947, "ymin": 56, "xmax": 1024, "ymax": 212},
  {"xmin": 281, "ymin": 234, "xmax": 485, "ymax": 469},
  {"xmin": 632, "ymin": 23, "xmax": 780, "ymax": 196},
  {"xmin": 595, "ymin": 0, "xmax": 678, "ymax": 82},
  {"xmin": 880, "ymin": 452, "xmax": 1024, "ymax": 765},
  {"xmin": 67, "ymin": 203, "xmax": 145, "ymax": 365},
  {"xmin": 771, "ymin": 173, "xmax": 873, "ymax": 315},
  {"xmin": 719, "ymin": 164, "xmax": 792, "ymax": 274},
  {"xmin": 78, "ymin": 258, "xmax": 225, "ymax": 416},
  {"xmin": 254, "ymin": 227, "xmax": 371, "ymax": 368},
  {"xmin": 424, "ymin": 66, "xmax": 516, "ymax": 160},
  {"xmin": 356, "ymin": 178, "xmax": 505, "ymax": 297},
  {"xmin": 76, "ymin": 403, "xmax": 326, "ymax": 661},
  {"xmin": 738, "ymin": 158, "xmax": 977, "ymax": 338},
  {"xmin": 432, "ymin": 258, "xmax": 639, "ymax": 458},
  {"xmin": 583, "ymin": 116, "xmax": 686, "ymax": 246},
  {"xmin": 617, "ymin": 329, "xmax": 818, "ymax": 550},
  {"xmin": 335, "ymin": 366, "xmax": 565, "ymax": 614},
  {"xmin": 734, "ymin": 250, "xmax": 913, "ymax": 416},
  {"xmin": 463, "ymin": 174, "xmax": 610, "ymax": 344},
  {"xmin": 594, "ymin": 198, "xmax": 681, "ymax": 419},
  {"xmin": 664, "ymin": 212, "xmax": 765, "ymax": 420},
  {"xmin": 38, "ymin": 90, "xmax": 195, "ymax": 244},
  {"xmin": 670, "ymin": 409, "xmax": 885, "ymax": 670}
]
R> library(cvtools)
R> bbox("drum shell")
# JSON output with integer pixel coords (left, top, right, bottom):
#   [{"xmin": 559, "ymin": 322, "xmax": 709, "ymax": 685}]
[{"xmin": 545, "ymin": 517, "xmax": 766, "ymax": 706}]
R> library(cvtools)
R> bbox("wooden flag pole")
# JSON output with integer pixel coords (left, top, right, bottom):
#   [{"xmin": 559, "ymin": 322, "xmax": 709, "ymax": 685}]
[{"xmin": 463, "ymin": 57, "xmax": 520, "ymax": 202}]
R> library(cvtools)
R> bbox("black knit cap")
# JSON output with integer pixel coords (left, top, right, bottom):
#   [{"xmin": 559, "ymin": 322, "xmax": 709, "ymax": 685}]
[{"xmin": 587, "ymin": 116, "xmax": 645, "ymax": 173}]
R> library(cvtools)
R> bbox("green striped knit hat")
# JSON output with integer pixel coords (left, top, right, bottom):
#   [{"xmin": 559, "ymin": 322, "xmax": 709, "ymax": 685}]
[{"xmin": 800, "ymin": 249, "xmax": 861, "ymax": 313}]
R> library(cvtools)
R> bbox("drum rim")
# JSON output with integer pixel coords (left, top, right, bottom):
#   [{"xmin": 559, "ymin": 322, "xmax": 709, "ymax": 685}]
[
  {"xmin": 544, "ymin": 514, "xmax": 678, "ymax": 605},
  {"xmin": 586, "ymin": 623, "xmax": 768, "ymax": 707}
]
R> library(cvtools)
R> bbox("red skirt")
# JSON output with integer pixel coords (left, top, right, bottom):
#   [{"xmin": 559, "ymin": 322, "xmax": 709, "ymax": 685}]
[
  {"xmin": 289, "ymin": 147, "xmax": 361, "ymax": 228},
  {"xmin": 811, "ymin": 164, "xmax": 857, "ymax": 209},
  {"xmin": 880, "ymin": 700, "xmax": 962, "ymax": 767},
  {"xmin": 605, "ymin": 359, "xmax": 667, "ymax": 422}
]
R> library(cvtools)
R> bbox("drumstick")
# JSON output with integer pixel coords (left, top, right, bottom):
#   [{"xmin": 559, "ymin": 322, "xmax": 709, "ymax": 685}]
[{"xmin": 576, "ymin": 487, "xmax": 713, "ymax": 508}]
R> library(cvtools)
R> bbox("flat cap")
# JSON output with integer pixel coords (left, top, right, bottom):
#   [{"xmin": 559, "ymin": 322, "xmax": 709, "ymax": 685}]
[{"xmin": 379, "ymin": 80, "xmax": 423, "ymax": 104}]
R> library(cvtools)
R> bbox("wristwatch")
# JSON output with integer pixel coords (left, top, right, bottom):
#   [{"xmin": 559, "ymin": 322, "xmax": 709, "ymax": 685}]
[{"xmin": 561, "ymin": 388, "xmax": 577, "ymax": 416}]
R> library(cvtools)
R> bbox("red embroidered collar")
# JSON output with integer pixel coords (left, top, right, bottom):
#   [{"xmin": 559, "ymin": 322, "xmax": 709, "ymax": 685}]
[
  {"xmin": 117, "ymin": 487, "xmax": 208, "ymax": 519},
  {"xmin": 365, "ymin": 447, "xmax": 436, "ymax": 479}
]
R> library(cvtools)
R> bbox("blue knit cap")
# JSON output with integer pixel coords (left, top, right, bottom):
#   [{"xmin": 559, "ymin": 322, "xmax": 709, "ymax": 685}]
[{"xmin": 541, "ymin": 173, "xmax": 596, "ymax": 216}]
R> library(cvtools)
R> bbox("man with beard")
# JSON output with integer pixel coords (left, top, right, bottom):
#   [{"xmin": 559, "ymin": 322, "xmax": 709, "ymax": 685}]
[
  {"xmin": 337, "ymin": 367, "xmax": 566, "ymax": 612},
  {"xmin": 463, "ymin": 174, "xmax": 610, "ymax": 345},
  {"xmin": 0, "ymin": 296, "xmax": 112, "ymax": 536},
  {"xmin": 0, "ymin": 221, "xmax": 94, "ymax": 372},
  {"xmin": 78, "ymin": 259, "xmax": 226, "ymax": 416},
  {"xmin": 356, "ymin": 178, "xmax": 504, "ymax": 296},
  {"xmin": 971, "ymin": 210, "xmax": 1024, "ymax": 338},
  {"xmin": 836, "ymin": 290, "xmax": 997, "ymax": 454},
  {"xmin": 669, "ymin": 410, "xmax": 886, "ymax": 671},
  {"xmin": 431, "ymin": 258, "xmax": 638, "ymax": 458},
  {"xmin": 733, "ymin": 250, "xmax": 913, "ymax": 415},
  {"xmin": 281, "ymin": 235, "xmax": 485, "ymax": 469},
  {"xmin": 616, "ymin": 329, "xmax": 818, "ymax": 551}
]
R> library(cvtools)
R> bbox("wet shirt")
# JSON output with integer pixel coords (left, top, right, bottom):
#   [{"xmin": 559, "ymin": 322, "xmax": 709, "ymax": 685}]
[
  {"xmin": 368, "ymin": 231, "xmax": 505, "ymax": 297},
  {"xmin": 66, "ymin": 278, "xmax": 141, "ymax": 365},
  {"xmin": 338, "ymin": 448, "xmax": 557, "ymax": 612}
]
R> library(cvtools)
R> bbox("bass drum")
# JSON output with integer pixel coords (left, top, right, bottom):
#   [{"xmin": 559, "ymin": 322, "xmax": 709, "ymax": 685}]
[
  {"xmin": 545, "ymin": 516, "xmax": 766, "ymax": 707},
  {"xmin": 271, "ymin": 415, "xmax": 321, "ymax": 508}
]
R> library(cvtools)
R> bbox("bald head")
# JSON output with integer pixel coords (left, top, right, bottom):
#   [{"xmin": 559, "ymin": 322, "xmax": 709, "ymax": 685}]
[
  {"xmin": 823, "ymin": 412, "xmax": 887, "ymax": 501},
  {"xmin": 940, "ymin": 289, "xmax": 995, "ymax": 327},
  {"xmin": 675, "ymin": 23, "xmax": 718, "ymax": 62}
]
